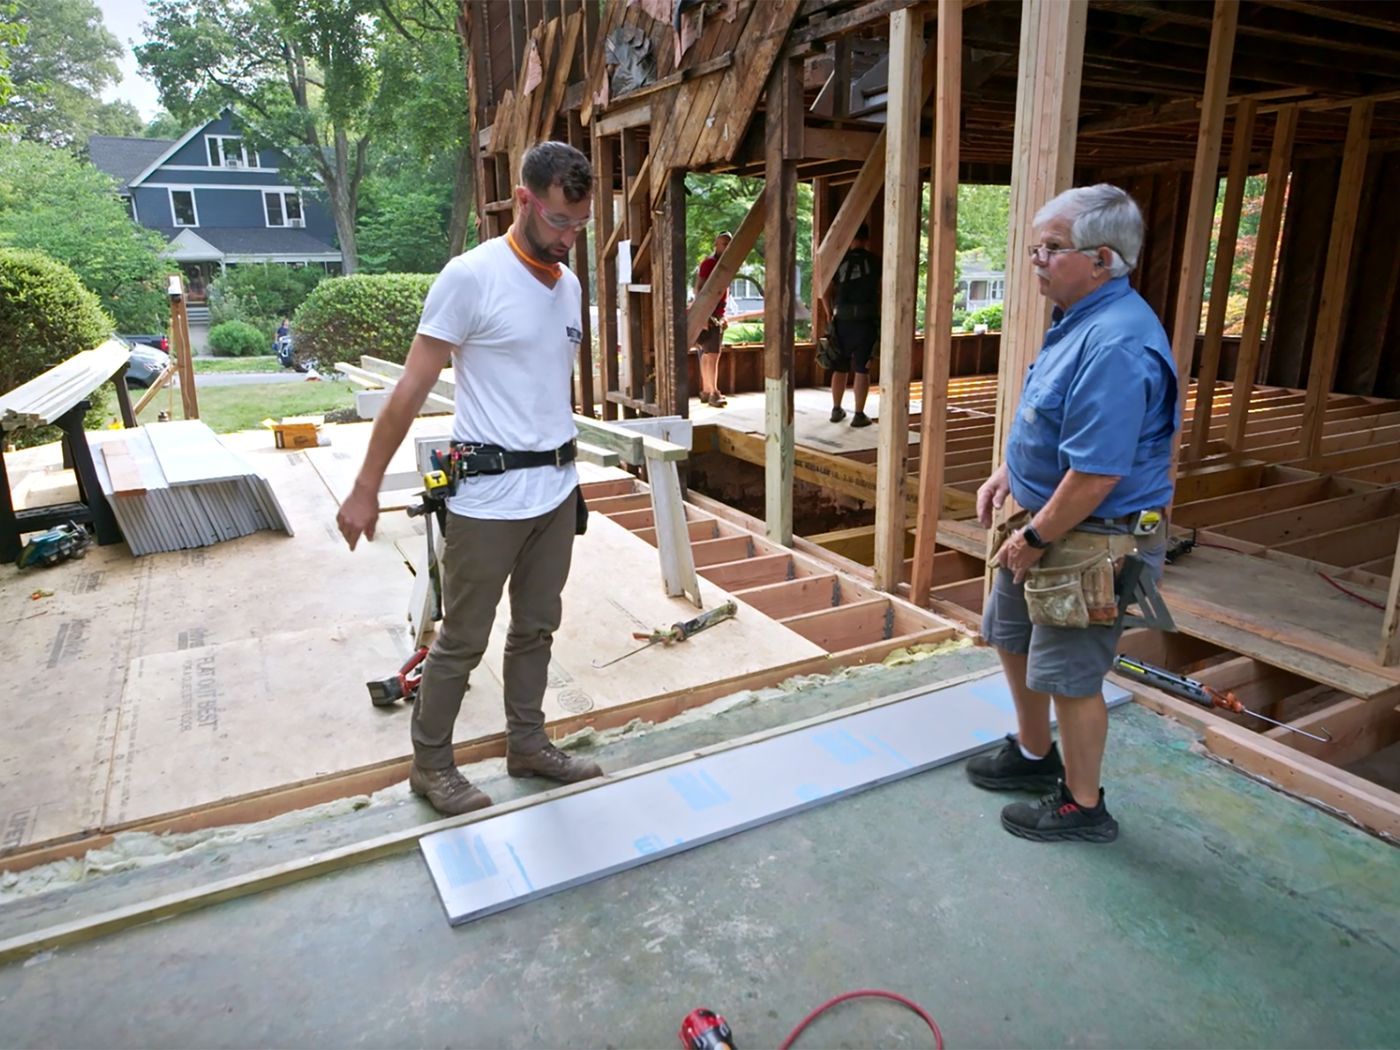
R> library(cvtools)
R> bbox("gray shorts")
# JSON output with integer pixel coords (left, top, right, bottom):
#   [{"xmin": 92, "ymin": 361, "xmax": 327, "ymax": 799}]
[{"xmin": 980, "ymin": 527, "xmax": 1166, "ymax": 698}]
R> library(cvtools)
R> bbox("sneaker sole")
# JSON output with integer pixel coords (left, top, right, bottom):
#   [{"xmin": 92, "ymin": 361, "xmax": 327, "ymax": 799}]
[
  {"xmin": 966, "ymin": 770, "xmax": 1063, "ymax": 792},
  {"xmin": 1000, "ymin": 815, "xmax": 1119, "ymax": 843}
]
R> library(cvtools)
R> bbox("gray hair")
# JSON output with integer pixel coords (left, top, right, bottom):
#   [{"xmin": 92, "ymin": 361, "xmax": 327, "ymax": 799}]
[{"xmin": 1034, "ymin": 184, "xmax": 1144, "ymax": 278}]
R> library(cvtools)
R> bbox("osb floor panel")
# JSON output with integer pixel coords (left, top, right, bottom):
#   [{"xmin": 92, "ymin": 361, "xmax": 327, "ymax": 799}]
[{"xmin": 0, "ymin": 422, "xmax": 821, "ymax": 856}]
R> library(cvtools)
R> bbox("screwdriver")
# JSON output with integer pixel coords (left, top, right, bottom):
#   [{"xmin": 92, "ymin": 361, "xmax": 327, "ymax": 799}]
[{"xmin": 1112, "ymin": 656, "xmax": 1332, "ymax": 743}]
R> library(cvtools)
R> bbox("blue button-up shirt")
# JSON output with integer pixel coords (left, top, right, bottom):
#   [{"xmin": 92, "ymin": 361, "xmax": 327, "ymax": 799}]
[{"xmin": 1006, "ymin": 277, "xmax": 1178, "ymax": 519}]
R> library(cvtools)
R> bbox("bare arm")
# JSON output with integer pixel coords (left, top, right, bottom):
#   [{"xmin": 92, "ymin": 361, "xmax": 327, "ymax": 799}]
[{"xmin": 335, "ymin": 333, "xmax": 455, "ymax": 549}]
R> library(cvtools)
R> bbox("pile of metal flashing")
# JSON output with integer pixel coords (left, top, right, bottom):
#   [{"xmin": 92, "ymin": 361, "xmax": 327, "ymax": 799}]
[{"xmin": 88, "ymin": 422, "xmax": 293, "ymax": 555}]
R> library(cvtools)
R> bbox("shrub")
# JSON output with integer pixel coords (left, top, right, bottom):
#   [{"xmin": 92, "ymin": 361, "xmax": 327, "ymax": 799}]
[
  {"xmin": 208, "ymin": 264, "xmax": 327, "ymax": 338},
  {"xmin": 0, "ymin": 248, "xmax": 115, "ymax": 447},
  {"xmin": 208, "ymin": 320, "xmax": 269, "ymax": 357},
  {"xmin": 722, "ymin": 321, "xmax": 764, "ymax": 345},
  {"xmin": 292, "ymin": 273, "xmax": 435, "ymax": 368},
  {"xmin": 967, "ymin": 303, "xmax": 1003, "ymax": 332}
]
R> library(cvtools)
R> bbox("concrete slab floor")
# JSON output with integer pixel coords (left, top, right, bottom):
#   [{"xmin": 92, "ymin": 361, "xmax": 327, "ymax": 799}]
[{"xmin": 1, "ymin": 650, "xmax": 1398, "ymax": 1049}]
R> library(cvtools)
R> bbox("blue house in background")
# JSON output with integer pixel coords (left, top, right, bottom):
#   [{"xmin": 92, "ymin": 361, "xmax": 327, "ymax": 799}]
[{"xmin": 89, "ymin": 112, "xmax": 342, "ymax": 309}]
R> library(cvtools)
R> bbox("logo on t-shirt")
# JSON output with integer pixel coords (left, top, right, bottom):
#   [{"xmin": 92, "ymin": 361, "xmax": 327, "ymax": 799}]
[{"xmin": 566, "ymin": 324, "xmax": 582, "ymax": 344}]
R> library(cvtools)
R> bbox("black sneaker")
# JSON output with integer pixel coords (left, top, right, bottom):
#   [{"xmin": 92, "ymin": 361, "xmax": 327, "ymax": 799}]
[
  {"xmin": 1000, "ymin": 782, "xmax": 1119, "ymax": 843},
  {"xmin": 850, "ymin": 411, "xmax": 872, "ymax": 428},
  {"xmin": 830, "ymin": 406, "xmax": 846, "ymax": 423},
  {"xmin": 965, "ymin": 735, "xmax": 1064, "ymax": 791}
]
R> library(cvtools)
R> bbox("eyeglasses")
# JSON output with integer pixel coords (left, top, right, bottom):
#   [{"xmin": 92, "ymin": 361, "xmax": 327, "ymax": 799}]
[
  {"xmin": 523, "ymin": 188, "xmax": 591, "ymax": 232},
  {"xmin": 1028, "ymin": 244, "xmax": 1096, "ymax": 262}
]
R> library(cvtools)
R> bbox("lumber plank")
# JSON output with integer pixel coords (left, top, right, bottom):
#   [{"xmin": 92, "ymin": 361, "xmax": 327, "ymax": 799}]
[
  {"xmin": 910, "ymin": 0, "xmax": 962, "ymax": 603},
  {"xmin": 1166, "ymin": 0, "xmax": 1237, "ymax": 490},
  {"xmin": 1205, "ymin": 721, "xmax": 1400, "ymax": 840},
  {"xmin": 733, "ymin": 573, "xmax": 840, "ymax": 620},
  {"xmin": 1301, "ymin": 101, "xmax": 1375, "ymax": 457},
  {"xmin": 781, "ymin": 596, "xmax": 892, "ymax": 652},
  {"xmin": 764, "ymin": 56, "xmax": 800, "ymax": 546},
  {"xmin": 698, "ymin": 552, "xmax": 793, "ymax": 591}
]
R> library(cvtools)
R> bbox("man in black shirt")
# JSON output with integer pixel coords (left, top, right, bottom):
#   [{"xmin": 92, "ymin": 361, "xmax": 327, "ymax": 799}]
[{"xmin": 828, "ymin": 224, "xmax": 880, "ymax": 427}]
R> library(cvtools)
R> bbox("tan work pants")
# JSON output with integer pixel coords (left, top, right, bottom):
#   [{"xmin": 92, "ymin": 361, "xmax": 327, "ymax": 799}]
[{"xmin": 411, "ymin": 491, "xmax": 577, "ymax": 768}]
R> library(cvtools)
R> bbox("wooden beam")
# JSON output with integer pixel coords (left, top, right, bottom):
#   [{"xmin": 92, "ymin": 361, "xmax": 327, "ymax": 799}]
[
  {"xmin": 1300, "ymin": 101, "xmax": 1375, "ymax": 458},
  {"xmin": 656, "ymin": 171, "xmax": 688, "ymax": 418},
  {"xmin": 872, "ymin": 7, "xmax": 925, "ymax": 593},
  {"xmin": 763, "ymin": 57, "xmax": 800, "ymax": 546},
  {"xmin": 990, "ymin": 0, "xmax": 1087, "ymax": 525},
  {"xmin": 910, "ymin": 0, "xmax": 962, "ymax": 604},
  {"xmin": 1166, "ymin": 0, "xmax": 1237, "ymax": 494},
  {"xmin": 593, "ymin": 131, "xmax": 620, "ymax": 420},
  {"xmin": 1382, "ymin": 530, "xmax": 1400, "ymax": 666},
  {"xmin": 686, "ymin": 190, "xmax": 767, "ymax": 348},
  {"xmin": 1187, "ymin": 98, "xmax": 1256, "ymax": 462},
  {"xmin": 1205, "ymin": 721, "xmax": 1400, "ymax": 840},
  {"xmin": 1224, "ymin": 106, "xmax": 1298, "ymax": 449}
]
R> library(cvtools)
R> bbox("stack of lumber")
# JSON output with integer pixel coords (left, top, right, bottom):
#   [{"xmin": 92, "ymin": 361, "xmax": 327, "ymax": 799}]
[
  {"xmin": 88, "ymin": 422, "xmax": 293, "ymax": 555},
  {"xmin": 0, "ymin": 340, "xmax": 130, "ymax": 431}
]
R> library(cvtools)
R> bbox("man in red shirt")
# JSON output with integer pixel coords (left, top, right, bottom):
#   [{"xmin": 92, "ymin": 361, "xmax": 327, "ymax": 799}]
[{"xmin": 695, "ymin": 231, "xmax": 732, "ymax": 406}]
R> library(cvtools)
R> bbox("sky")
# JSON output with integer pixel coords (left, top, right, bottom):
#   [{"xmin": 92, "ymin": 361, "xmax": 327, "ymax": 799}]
[{"xmin": 94, "ymin": 0, "xmax": 163, "ymax": 121}]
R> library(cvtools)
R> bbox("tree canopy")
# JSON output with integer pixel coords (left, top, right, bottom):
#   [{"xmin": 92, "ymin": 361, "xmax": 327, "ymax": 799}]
[
  {"xmin": 0, "ymin": 0, "xmax": 144, "ymax": 148},
  {"xmin": 0, "ymin": 141, "xmax": 171, "ymax": 331}
]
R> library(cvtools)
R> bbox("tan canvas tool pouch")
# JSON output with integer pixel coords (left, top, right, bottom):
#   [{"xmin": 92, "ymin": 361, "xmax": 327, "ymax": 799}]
[{"xmin": 1023, "ymin": 530, "xmax": 1139, "ymax": 629}]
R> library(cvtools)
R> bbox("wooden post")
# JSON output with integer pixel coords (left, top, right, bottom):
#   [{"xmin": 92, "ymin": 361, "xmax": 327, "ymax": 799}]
[
  {"xmin": 1300, "ymin": 100, "xmax": 1375, "ymax": 458},
  {"xmin": 169, "ymin": 276, "xmax": 199, "ymax": 420},
  {"xmin": 1225, "ymin": 106, "xmax": 1297, "ymax": 450},
  {"xmin": 872, "ymin": 8, "xmax": 923, "ymax": 592},
  {"xmin": 989, "ymin": 0, "xmax": 1087, "ymax": 532},
  {"xmin": 763, "ymin": 58, "xmax": 800, "ymax": 547},
  {"xmin": 569, "ymin": 114, "xmax": 595, "ymax": 418},
  {"xmin": 1381, "ymin": 532, "xmax": 1400, "ymax": 666},
  {"xmin": 1166, "ymin": 0, "xmax": 1237, "ymax": 487},
  {"xmin": 1187, "ymin": 98, "xmax": 1256, "ymax": 461},
  {"xmin": 656, "ymin": 171, "xmax": 688, "ymax": 418},
  {"xmin": 811, "ymin": 177, "xmax": 835, "ymax": 349},
  {"xmin": 910, "ymin": 0, "xmax": 961, "ymax": 604},
  {"xmin": 593, "ymin": 131, "xmax": 620, "ymax": 420}
]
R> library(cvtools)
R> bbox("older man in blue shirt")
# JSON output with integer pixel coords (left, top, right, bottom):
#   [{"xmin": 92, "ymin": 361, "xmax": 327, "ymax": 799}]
[{"xmin": 967, "ymin": 184, "xmax": 1177, "ymax": 844}]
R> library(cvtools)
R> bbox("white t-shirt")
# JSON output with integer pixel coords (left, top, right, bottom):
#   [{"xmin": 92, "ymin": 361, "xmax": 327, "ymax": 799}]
[{"xmin": 417, "ymin": 236, "xmax": 581, "ymax": 520}]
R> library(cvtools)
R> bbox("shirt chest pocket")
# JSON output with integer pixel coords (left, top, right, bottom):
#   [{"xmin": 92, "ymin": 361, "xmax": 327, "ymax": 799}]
[{"xmin": 1020, "ymin": 383, "xmax": 1065, "ymax": 427}]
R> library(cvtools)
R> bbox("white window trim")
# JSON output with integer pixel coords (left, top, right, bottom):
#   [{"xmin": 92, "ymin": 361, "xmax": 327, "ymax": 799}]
[
  {"xmin": 168, "ymin": 187, "xmax": 200, "ymax": 228},
  {"xmin": 144, "ymin": 182, "xmax": 305, "ymax": 192},
  {"xmin": 205, "ymin": 134, "xmax": 254, "ymax": 169},
  {"xmin": 262, "ymin": 189, "xmax": 305, "ymax": 228},
  {"xmin": 160, "ymin": 164, "xmax": 279, "ymax": 174}
]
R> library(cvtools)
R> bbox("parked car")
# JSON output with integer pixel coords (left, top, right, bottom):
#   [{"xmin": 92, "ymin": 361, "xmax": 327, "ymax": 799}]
[
  {"xmin": 117, "ymin": 333, "xmax": 169, "ymax": 353},
  {"xmin": 115, "ymin": 336, "xmax": 173, "ymax": 388}
]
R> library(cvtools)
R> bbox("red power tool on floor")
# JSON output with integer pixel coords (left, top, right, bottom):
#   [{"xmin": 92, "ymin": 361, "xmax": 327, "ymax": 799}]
[
  {"xmin": 367, "ymin": 646, "xmax": 429, "ymax": 708},
  {"xmin": 679, "ymin": 1008, "xmax": 735, "ymax": 1050}
]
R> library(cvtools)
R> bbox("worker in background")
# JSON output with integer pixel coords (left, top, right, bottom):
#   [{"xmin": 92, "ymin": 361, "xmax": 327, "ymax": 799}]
[
  {"xmin": 336, "ymin": 141, "xmax": 602, "ymax": 816},
  {"xmin": 695, "ymin": 231, "xmax": 732, "ymax": 407},
  {"xmin": 967, "ymin": 184, "xmax": 1176, "ymax": 844},
  {"xmin": 828, "ymin": 223, "xmax": 880, "ymax": 427}
]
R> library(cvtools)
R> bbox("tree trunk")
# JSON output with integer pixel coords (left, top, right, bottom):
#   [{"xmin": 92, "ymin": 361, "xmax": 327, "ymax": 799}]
[
  {"xmin": 448, "ymin": 142, "xmax": 474, "ymax": 256},
  {"xmin": 323, "ymin": 125, "xmax": 360, "ymax": 273}
]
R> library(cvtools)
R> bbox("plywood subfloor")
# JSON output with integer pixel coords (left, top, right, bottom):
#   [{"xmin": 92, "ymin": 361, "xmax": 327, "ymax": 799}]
[
  {"xmin": 0, "ymin": 422, "xmax": 821, "ymax": 858},
  {"xmin": 1161, "ymin": 545, "xmax": 1398, "ymax": 697}
]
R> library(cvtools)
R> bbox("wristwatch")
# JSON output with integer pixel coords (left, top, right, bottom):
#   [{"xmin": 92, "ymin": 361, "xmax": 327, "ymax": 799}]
[{"xmin": 1021, "ymin": 524, "xmax": 1050, "ymax": 550}]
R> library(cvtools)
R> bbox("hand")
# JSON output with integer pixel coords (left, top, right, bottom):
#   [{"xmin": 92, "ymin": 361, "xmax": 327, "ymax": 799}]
[
  {"xmin": 976, "ymin": 464, "xmax": 1010, "ymax": 527},
  {"xmin": 995, "ymin": 529, "xmax": 1046, "ymax": 584},
  {"xmin": 336, "ymin": 486, "xmax": 380, "ymax": 550}
]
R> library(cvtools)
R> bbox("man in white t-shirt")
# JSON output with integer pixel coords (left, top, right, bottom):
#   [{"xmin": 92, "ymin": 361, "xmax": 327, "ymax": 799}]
[{"xmin": 336, "ymin": 141, "xmax": 602, "ymax": 815}]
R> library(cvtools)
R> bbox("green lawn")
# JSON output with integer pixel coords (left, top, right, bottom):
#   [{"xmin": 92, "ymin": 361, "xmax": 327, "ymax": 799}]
[
  {"xmin": 136, "ymin": 380, "xmax": 358, "ymax": 433},
  {"xmin": 193, "ymin": 356, "xmax": 283, "ymax": 374}
]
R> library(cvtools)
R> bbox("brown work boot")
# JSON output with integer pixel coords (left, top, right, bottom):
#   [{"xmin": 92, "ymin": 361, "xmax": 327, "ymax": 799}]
[
  {"xmin": 408, "ymin": 763, "xmax": 493, "ymax": 815},
  {"xmin": 506, "ymin": 743, "xmax": 603, "ymax": 783}
]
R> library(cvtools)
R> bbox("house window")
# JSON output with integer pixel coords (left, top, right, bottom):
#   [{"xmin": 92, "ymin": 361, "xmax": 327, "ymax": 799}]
[
  {"xmin": 990, "ymin": 279, "xmax": 1004, "ymax": 301},
  {"xmin": 170, "ymin": 189, "xmax": 198, "ymax": 227},
  {"xmin": 969, "ymin": 279, "xmax": 988, "ymax": 302},
  {"xmin": 264, "ymin": 191, "xmax": 304, "ymax": 227},
  {"xmin": 730, "ymin": 277, "xmax": 761, "ymax": 300},
  {"xmin": 206, "ymin": 135, "xmax": 253, "ymax": 168}
]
